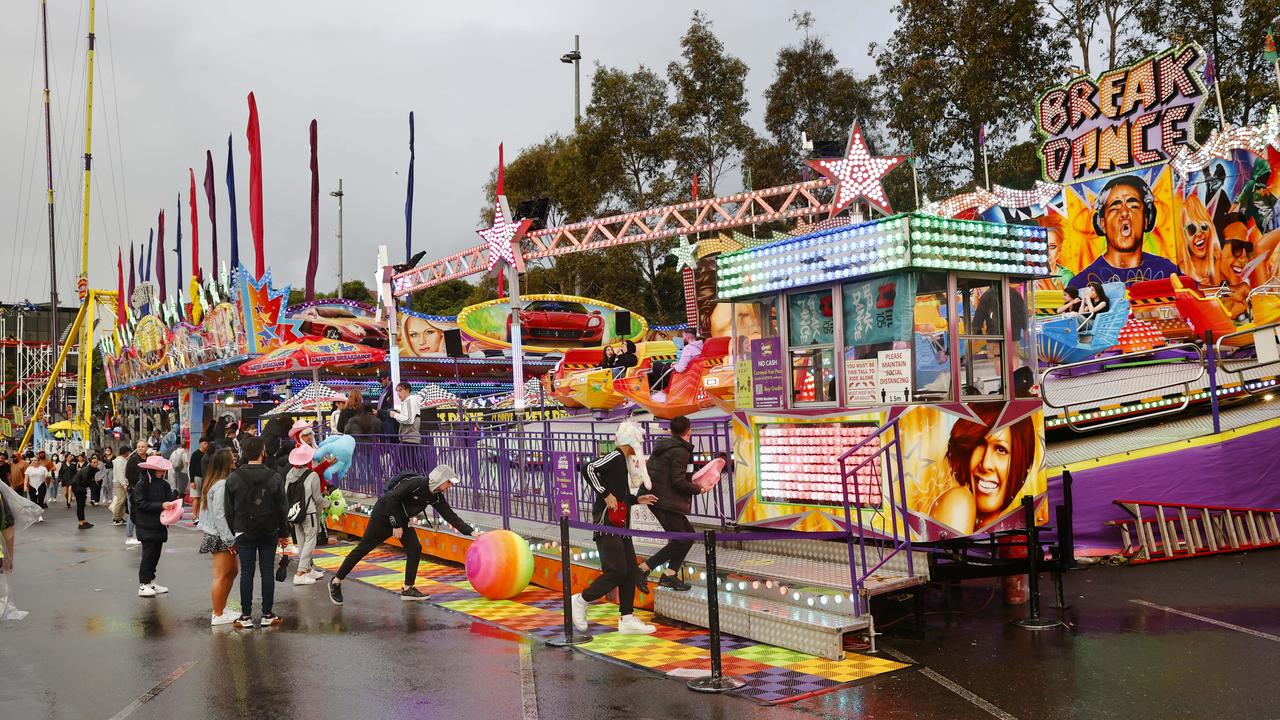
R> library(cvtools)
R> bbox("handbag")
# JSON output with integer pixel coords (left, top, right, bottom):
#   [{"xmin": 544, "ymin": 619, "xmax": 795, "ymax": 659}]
[{"xmin": 605, "ymin": 501, "xmax": 628, "ymax": 527}]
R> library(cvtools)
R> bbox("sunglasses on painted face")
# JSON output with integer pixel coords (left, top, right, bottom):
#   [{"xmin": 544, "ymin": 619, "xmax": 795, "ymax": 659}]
[{"xmin": 1185, "ymin": 222, "xmax": 1210, "ymax": 236}]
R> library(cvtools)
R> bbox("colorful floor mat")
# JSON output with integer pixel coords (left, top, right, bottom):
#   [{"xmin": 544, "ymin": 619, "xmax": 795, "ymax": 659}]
[{"xmin": 306, "ymin": 542, "xmax": 911, "ymax": 704}]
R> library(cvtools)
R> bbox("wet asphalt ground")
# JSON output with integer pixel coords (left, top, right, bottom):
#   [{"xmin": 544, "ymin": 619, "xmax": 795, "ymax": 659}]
[{"xmin": 3, "ymin": 502, "xmax": 1279, "ymax": 719}]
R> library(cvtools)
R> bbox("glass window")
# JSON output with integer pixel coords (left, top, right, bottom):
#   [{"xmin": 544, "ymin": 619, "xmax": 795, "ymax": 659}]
[
  {"xmin": 957, "ymin": 277, "xmax": 1006, "ymax": 399},
  {"xmin": 786, "ymin": 290, "xmax": 836, "ymax": 405},
  {"xmin": 787, "ymin": 290, "xmax": 834, "ymax": 347},
  {"xmin": 841, "ymin": 273, "xmax": 920, "ymax": 406},
  {"xmin": 1010, "ymin": 282, "xmax": 1036, "ymax": 397},
  {"xmin": 912, "ymin": 273, "xmax": 952, "ymax": 401},
  {"xmin": 790, "ymin": 347, "xmax": 837, "ymax": 404}
]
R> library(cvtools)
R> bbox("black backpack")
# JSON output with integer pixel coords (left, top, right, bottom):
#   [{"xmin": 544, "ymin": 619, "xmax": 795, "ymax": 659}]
[
  {"xmin": 384, "ymin": 471, "xmax": 418, "ymax": 496},
  {"xmin": 241, "ymin": 473, "xmax": 282, "ymax": 538},
  {"xmin": 286, "ymin": 472, "xmax": 311, "ymax": 523}
]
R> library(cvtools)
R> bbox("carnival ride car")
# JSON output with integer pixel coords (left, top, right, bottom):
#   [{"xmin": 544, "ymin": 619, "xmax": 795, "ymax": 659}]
[
  {"xmin": 295, "ymin": 305, "xmax": 388, "ymax": 347},
  {"xmin": 613, "ymin": 336, "xmax": 732, "ymax": 419},
  {"xmin": 548, "ymin": 341, "xmax": 677, "ymax": 410},
  {"xmin": 506, "ymin": 300, "xmax": 605, "ymax": 346},
  {"xmin": 1036, "ymin": 281, "xmax": 1130, "ymax": 365}
]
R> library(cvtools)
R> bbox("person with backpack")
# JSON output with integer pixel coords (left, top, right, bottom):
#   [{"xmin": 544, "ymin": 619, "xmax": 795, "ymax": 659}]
[
  {"xmin": 133, "ymin": 455, "xmax": 178, "ymax": 598},
  {"xmin": 284, "ymin": 443, "xmax": 327, "ymax": 586},
  {"xmin": 328, "ymin": 465, "xmax": 474, "ymax": 605},
  {"xmin": 223, "ymin": 436, "xmax": 290, "ymax": 628}
]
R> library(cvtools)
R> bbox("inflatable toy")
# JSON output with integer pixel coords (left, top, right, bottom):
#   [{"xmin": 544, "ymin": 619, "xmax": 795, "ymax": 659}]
[
  {"xmin": 692, "ymin": 457, "xmax": 726, "ymax": 492},
  {"xmin": 314, "ymin": 434, "xmax": 356, "ymax": 485},
  {"xmin": 464, "ymin": 530, "xmax": 534, "ymax": 600},
  {"xmin": 160, "ymin": 499, "xmax": 184, "ymax": 526},
  {"xmin": 324, "ymin": 488, "xmax": 347, "ymax": 521}
]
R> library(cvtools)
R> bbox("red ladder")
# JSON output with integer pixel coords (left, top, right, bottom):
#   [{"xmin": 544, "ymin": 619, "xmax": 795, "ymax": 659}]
[{"xmin": 1110, "ymin": 500, "xmax": 1280, "ymax": 563}]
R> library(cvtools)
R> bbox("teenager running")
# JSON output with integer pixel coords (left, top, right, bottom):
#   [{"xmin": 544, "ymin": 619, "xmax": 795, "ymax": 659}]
[
  {"xmin": 196, "ymin": 449, "xmax": 239, "ymax": 626},
  {"xmin": 329, "ymin": 465, "xmax": 474, "ymax": 605},
  {"xmin": 224, "ymin": 436, "xmax": 290, "ymax": 628},
  {"xmin": 133, "ymin": 455, "xmax": 178, "ymax": 597},
  {"xmin": 636, "ymin": 415, "xmax": 706, "ymax": 591}
]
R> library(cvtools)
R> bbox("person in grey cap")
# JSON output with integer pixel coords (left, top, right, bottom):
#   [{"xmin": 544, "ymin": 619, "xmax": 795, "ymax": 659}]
[{"xmin": 329, "ymin": 465, "xmax": 475, "ymax": 604}]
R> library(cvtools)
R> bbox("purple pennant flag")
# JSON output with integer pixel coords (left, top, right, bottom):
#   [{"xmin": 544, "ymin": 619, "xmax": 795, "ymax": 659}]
[
  {"xmin": 978, "ymin": 123, "xmax": 987, "ymax": 148},
  {"xmin": 1203, "ymin": 52, "xmax": 1217, "ymax": 86},
  {"xmin": 226, "ymin": 134, "xmax": 240, "ymax": 271},
  {"xmin": 145, "ymin": 231, "xmax": 153, "ymax": 282},
  {"xmin": 138, "ymin": 242, "xmax": 145, "ymax": 281},
  {"xmin": 128, "ymin": 244, "xmax": 137, "ymax": 301},
  {"xmin": 175, "ymin": 193, "xmax": 183, "ymax": 293},
  {"xmin": 157, "ymin": 210, "xmax": 166, "ymax": 301},
  {"xmin": 405, "ymin": 111, "xmax": 415, "ymax": 262},
  {"xmin": 204, "ymin": 151, "xmax": 219, "ymax": 273}
]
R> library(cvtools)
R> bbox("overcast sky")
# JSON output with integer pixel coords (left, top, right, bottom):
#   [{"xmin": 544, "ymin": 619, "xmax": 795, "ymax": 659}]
[{"xmin": 0, "ymin": 0, "xmax": 900, "ymax": 307}]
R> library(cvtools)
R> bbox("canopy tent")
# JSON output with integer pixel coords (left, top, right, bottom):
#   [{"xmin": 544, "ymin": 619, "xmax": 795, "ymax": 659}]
[{"xmin": 242, "ymin": 339, "xmax": 386, "ymax": 425}]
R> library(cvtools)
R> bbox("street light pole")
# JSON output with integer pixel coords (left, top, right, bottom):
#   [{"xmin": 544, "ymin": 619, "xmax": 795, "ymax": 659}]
[
  {"xmin": 561, "ymin": 35, "xmax": 582, "ymax": 127},
  {"xmin": 330, "ymin": 178, "xmax": 344, "ymax": 298}
]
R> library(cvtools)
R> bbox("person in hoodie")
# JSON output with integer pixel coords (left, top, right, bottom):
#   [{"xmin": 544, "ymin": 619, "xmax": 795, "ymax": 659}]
[
  {"xmin": 133, "ymin": 455, "xmax": 178, "ymax": 598},
  {"xmin": 636, "ymin": 415, "xmax": 705, "ymax": 591},
  {"xmin": 570, "ymin": 421, "xmax": 660, "ymax": 635},
  {"xmin": 284, "ymin": 443, "xmax": 327, "ymax": 586},
  {"xmin": 328, "ymin": 465, "xmax": 473, "ymax": 605},
  {"xmin": 223, "ymin": 436, "xmax": 290, "ymax": 629}
]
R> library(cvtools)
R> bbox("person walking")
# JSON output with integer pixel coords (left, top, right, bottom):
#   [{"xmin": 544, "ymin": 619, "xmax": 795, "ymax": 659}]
[
  {"xmin": 94, "ymin": 448, "xmax": 114, "ymax": 505},
  {"xmin": 58, "ymin": 455, "xmax": 80, "ymax": 508},
  {"xmin": 110, "ymin": 446, "xmax": 131, "ymax": 526},
  {"xmin": 636, "ymin": 416, "xmax": 705, "ymax": 591},
  {"xmin": 189, "ymin": 438, "xmax": 209, "ymax": 520},
  {"xmin": 22, "ymin": 456, "xmax": 50, "ymax": 516},
  {"xmin": 196, "ymin": 449, "xmax": 239, "ymax": 626},
  {"xmin": 389, "ymin": 382, "xmax": 422, "ymax": 444},
  {"xmin": 571, "ymin": 422, "xmax": 659, "ymax": 635},
  {"xmin": 284, "ymin": 444, "xmax": 326, "ymax": 586},
  {"xmin": 123, "ymin": 442, "xmax": 148, "ymax": 546},
  {"xmin": 133, "ymin": 455, "xmax": 177, "ymax": 597},
  {"xmin": 224, "ymin": 436, "xmax": 289, "ymax": 628},
  {"xmin": 328, "ymin": 465, "xmax": 473, "ymax": 605},
  {"xmin": 169, "ymin": 441, "xmax": 190, "ymax": 498},
  {"xmin": 73, "ymin": 456, "xmax": 99, "ymax": 530}
]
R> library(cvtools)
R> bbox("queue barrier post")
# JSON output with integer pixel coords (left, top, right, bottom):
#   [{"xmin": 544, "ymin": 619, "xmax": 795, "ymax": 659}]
[
  {"xmin": 1015, "ymin": 496, "xmax": 1058, "ymax": 630},
  {"xmin": 688, "ymin": 529, "xmax": 744, "ymax": 693},
  {"xmin": 546, "ymin": 515, "xmax": 592, "ymax": 647}
]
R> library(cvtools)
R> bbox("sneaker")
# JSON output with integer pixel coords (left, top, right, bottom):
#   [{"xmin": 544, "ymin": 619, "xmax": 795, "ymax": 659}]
[
  {"xmin": 259, "ymin": 613, "xmax": 281, "ymax": 627},
  {"xmin": 328, "ymin": 580, "xmax": 344, "ymax": 605},
  {"xmin": 138, "ymin": 584, "xmax": 157, "ymax": 597},
  {"xmin": 78, "ymin": 522, "xmax": 93, "ymax": 530},
  {"xmin": 112, "ymin": 519, "xmax": 124, "ymax": 526},
  {"xmin": 617, "ymin": 614, "xmax": 657, "ymax": 635},
  {"xmin": 659, "ymin": 574, "xmax": 692, "ymax": 592},
  {"xmin": 152, "ymin": 583, "xmax": 169, "ymax": 594},
  {"xmin": 211, "ymin": 610, "xmax": 239, "ymax": 626},
  {"xmin": 651, "ymin": 391, "xmax": 667, "ymax": 403},
  {"xmin": 570, "ymin": 593, "xmax": 589, "ymax": 632},
  {"xmin": 275, "ymin": 555, "xmax": 291, "ymax": 582},
  {"xmin": 235, "ymin": 615, "xmax": 255, "ymax": 629},
  {"xmin": 307, "ymin": 569, "xmax": 324, "ymax": 580},
  {"xmin": 293, "ymin": 573, "xmax": 317, "ymax": 585},
  {"xmin": 284, "ymin": 545, "xmax": 298, "ymax": 555},
  {"xmin": 125, "ymin": 538, "xmax": 141, "ymax": 546},
  {"xmin": 400, "ymin": 587, "xmax": 430, "ymax": 601}
]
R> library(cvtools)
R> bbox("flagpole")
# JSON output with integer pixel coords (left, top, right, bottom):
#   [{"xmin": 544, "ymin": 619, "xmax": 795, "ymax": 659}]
[
  {"xmin": 1274, "ymin": 59, "xmax": 1280, "ymax": 93},
  {"xmin": 912, "ymin": 162, "xmax": 920, "ymax": 209},
  {"xmin": 982, "ymin": 145, "xmax": 991, "ymax": 190},
  {"xmin": 1214, "ymin": 80, "xmax": 1227, "ymax": 129}
]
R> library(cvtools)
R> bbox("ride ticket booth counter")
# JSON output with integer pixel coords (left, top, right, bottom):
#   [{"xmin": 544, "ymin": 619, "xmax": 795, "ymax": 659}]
[{"xmin": 716, "ymin": 213, "xmax": 1049, "ymax": 541}]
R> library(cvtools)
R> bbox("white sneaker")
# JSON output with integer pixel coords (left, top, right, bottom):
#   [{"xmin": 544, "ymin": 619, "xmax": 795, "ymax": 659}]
[
  {"xmin": 138, "ymin": 584, "xmax": 157, "ymax": 598},
  {"xmin": 284, "ymin": 545, "xmax": 298, "ymax": 555},
  {"xmin": 211, "ymin": 610, "xmax": 239, "ymax": 626},
  {"xmin": 307, "ymin": 569, "xmax": 324, "ymax": 580},
  {"xmin": 570, "ymin": 593, "xmax": 590, "ymax": 632},
  {"xmin": 125, "ymin": 537, "xmax": 141, "ymax": 546},
  {"xmin": 650, "ymin": 391, "xmax": 667, "ymax": 403},
  {"xmin": 152, "ymin": 583, "xmax": 169, "ymax": 594},
  {"xmin": 617, "ymin": 614, "xmax": 657, "ymax": 635},
  {"xmin": 293, "ymin": 573, "xmax": 317, "ymax": 585}
]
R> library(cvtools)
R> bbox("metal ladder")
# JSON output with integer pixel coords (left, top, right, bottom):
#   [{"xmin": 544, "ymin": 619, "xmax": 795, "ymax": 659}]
[{"xmin": 1111, "ymin": 500, "xmax": 1280, "ymax": 564}]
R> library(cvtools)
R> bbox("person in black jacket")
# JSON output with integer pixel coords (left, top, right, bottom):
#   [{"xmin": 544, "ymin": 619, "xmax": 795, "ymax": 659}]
[
  {"xmin": 612, "ymin": 340, "xmax": 639, "ymax": 378},
  {"xmin": 571, "ymin": 423, "xmax": 659, "ymax": 635},
  {"xmin": 636, "ymin": 416, "xmax": 704, "ymax": 591},
  {"xmin": 133, "ymin": 455, "xmax": 177, "ymax": 597},
  {"xmin": 329, "ymin": 465, "xmax": 474, "ymax": 605},
  {"xmin": 224, "ymin": 436, "xmax": 290, "ymax": 628},
  {"xmin": 72, "ymin": 455, "xmax": 100, "ymax": 530}
]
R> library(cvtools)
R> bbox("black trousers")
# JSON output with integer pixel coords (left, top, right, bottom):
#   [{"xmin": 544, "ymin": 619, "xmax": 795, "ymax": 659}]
[
  {"xmin": 236, "ymin": 535, "xmax": 278, "ymax": 615},
  {"xmin": 581, "ymin": 533, "xmax": 637, "ymax": 615},
  {"xmin": 139, "ymin": 540, "xmax": 163, "ymax": 584},
  {"xmin": 90, "ymin": 482, "xmax": 102, "ymax": 503},
  {"xmin": 28, "ymin": 486, "xmax": 46, "ymax": 508},
  {"xmin": 649, "ymin": 361, "xmax": 672, "ymax": 392},
  {"xmin": 336, "ymin": 512, "xmax": 421, "ymax": 587},
  {"xmin": 644, "ymin": 508, "xmax": 694, "ymax": 574},
  {"xmin": 74, "ymin": 487, "xmax": 88, "ymax": 522}
]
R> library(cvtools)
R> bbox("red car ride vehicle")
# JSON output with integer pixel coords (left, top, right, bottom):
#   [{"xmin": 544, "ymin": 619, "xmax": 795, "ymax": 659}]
[
  {"xmin": 296, "ymin": 305, "xmax": 388, "ymax": 347},
  {"xmin": 507, "ymin": 300, "xmax": 604, "ymax": 346}
]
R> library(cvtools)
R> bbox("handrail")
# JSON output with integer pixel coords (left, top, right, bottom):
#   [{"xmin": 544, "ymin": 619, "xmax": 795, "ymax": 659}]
[
  {"xmin": 1213, "ymin": 318, "xmax": 1280, "ymax": 380},
  {"xmin": 1040, "ymin": 342, "xmax": 1204, "ymax": 432},
  {"xmin": 836, "ymin": 417, "xmax": 912, "ymax": 615}
]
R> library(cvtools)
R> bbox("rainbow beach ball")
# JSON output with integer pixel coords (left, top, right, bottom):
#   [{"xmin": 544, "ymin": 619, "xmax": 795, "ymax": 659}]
[{"xmin": 465, "ymin": 530, "xmax": 535, "ymax": 600}]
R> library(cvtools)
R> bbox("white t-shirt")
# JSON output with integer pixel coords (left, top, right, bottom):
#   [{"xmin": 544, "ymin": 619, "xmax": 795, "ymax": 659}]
[
  {"xmin": 25, "ymin": 464, "xmax": 49, "ymax": 489},
  {"xmin": 112, "ymin": 456, "xmax": 128, "ymax": 486}
]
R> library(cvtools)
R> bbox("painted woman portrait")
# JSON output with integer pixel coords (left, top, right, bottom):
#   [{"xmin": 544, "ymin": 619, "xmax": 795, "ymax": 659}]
[
  {"xmin": 398, "ymin": 313, "xmax": 448, "ymax": 357},
  {"xmin": 929, "ymin": 404, "xmax": 1036, "ymax": 533},
  {"xmin": 1178, "ymin": 192, "xmax": 1219, "ymax": 286}
]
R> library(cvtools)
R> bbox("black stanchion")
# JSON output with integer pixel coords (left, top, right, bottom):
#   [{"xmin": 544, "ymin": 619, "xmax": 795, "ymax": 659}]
[
  {"xmin": 1015, "ymin": 496, "xmax": 1058, "ymax": 630},
  {"xmin": 1059, "ymin": 470, "xmax": 1077, "ymax": 570},
  {"xmin": 688, "ymin": 530, "xmax": 744, "ymax": 693},
  {"xmin": 547, "ymin": 515, "xmax": 592, "ymax": 647},
  {"xmin": 1048, "ymin": 505, "xmax": 1072, "ymax": 610}
]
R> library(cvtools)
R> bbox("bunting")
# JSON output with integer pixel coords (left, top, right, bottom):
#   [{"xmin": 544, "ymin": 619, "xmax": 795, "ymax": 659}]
[
  {"xmin": 204, "ymin": 150, "xmax": 219, "ymax": 272},
  {"xmin": 226, "ymin": 134, "xmax": 240, "ymax": 271},
  {"xmin": 247, "ymin": 92, "xmax": 265, "ymax": 277},
  {"xmin": 306, "ymin": 119, "xmax": 319, "ymax": 301}
]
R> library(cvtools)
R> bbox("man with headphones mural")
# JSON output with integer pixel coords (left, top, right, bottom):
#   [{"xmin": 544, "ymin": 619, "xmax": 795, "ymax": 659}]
[{"xmin": 1068, "ymin": 174, "xmax": 1179, "ymax": 290}]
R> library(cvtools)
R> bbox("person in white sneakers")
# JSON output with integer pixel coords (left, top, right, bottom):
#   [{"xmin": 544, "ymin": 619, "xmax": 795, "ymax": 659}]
[
  {"xmin": 196, "ymin": 449, "xmax": 239, "ymax": 626},
  {"xmin": 571, "ymin": 421, "xmax": 659, "ymax": 636},
  {"xmin": 284, "ymin": 443, "xmax": 327, "ymax": 586},
  {"xmin": 132, "ymin": 455, "xmax": 177, "ymax": 598}
]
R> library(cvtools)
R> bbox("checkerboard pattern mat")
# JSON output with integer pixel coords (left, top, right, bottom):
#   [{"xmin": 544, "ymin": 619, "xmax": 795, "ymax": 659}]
[{"xmin": 302, "ymin": 542, "xmax": 910, "ymax": 704}]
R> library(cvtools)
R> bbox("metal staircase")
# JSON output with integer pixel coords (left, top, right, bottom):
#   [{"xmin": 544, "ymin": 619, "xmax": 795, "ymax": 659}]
[{"xmin": 1111, "ymin": 500, "xmax": 1280, "ymax": 563}]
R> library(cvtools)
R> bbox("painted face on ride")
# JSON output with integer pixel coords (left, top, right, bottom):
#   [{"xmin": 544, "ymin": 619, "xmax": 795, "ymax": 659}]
[
  {"xmin": 967, "ymin": 426, "xmax": 1013, "ymax": 516},
  {"xmin": 1045, "ymin": 229, "xmax": 1063, "ymax": 270},
  {"xmin": 1103, "ymin": 184, "xmax": 1145, "ymax": 254},
  {"xmin": 1218, "ymin": 235, "xmax": 1252, "ymax": 285},
  {"xmin": 1181, "ymin": 197, "xmax": 1215, "ymax": 261},
  {"xmin": 403, "ymin": 315, "xmax": 444, "ymax": 356}
]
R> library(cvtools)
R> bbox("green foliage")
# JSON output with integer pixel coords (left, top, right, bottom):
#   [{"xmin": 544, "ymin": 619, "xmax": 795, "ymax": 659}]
[
  {"xmin": 410, "ymin": 279, "xmax": 474, "ymax": 317},
  {"xmin": 580, "ymin": 64, "xmax": 678, "ymax": 209}
]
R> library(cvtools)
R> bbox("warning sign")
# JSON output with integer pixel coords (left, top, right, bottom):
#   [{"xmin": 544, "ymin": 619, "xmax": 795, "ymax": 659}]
[
  {"xmin": 844, "ymin": 358, "xmax": 878, "ymax": 405},
  {"xmin": 875, "ymin": 349, "xmax": 912, "ymax": 404}
]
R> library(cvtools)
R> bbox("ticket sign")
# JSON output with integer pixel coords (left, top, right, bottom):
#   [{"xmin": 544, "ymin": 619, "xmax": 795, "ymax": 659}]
[
  {"xmin": 876, "ymin": 349, "xmax": 912, "ymax": 404},
  {"xmin": 751, "ymin": 337, "xmax": 785, "ymax": 409},
  {"xmin": 551, "ymin": 451, "xmax": 578, "ymax": 519}
]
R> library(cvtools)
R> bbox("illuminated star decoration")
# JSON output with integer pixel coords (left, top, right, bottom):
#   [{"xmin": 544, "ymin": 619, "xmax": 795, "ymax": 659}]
[
  {"xmin": 478, "ymin": 142, "xmax": 532, "ymax": 275},
  {"xmin": 807, "ymin": 121, "xmax": 905, "ymax": 218},
  {"xmin": 670, "ymin": 235, "xmax": 699, "ymax": 272}
]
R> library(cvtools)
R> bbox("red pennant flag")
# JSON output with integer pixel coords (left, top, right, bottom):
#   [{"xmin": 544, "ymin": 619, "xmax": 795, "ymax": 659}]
[
  {"xmin": 189, "ymin": 168, "xmax": 201, "ymax": 282},
  {"xmin": 247, "ymin": 92, "xmax": 266, "ymax": 277},
  {"xmin": 306, "ymin": 119, "xmax": 319, "ymax": 301},
  {"xmin": 116, "ymin": 248, "xmax": 126, "ymax": 326}
]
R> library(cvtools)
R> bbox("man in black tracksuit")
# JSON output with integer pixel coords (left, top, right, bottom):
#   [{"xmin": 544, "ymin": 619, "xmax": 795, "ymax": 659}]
[
  {"xmin": 329, "ymin": 465, "xmax": 474, "ymax": 604},
  {"xmin": 224, "ymin": 436, "xmax": 290, "ymax": 628},
  {"xmin": 638, "ymin": 416, "xmax": 703, "ymax": 591},
  {"xmin": 73, "ymin": 456, "xmax": 100, "ymax": 530}
]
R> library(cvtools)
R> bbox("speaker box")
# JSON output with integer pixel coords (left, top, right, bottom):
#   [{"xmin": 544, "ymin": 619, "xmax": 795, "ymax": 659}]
[
  {"xmin": 615, "ymin": 311, "xmax": 632, "ymax": 338},
  {"xmin": 444, "ymin": 328, "xmax": 465, "ymax": 357}
]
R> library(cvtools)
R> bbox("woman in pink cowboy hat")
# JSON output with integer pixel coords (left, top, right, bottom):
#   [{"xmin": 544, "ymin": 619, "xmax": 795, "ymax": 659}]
[
  {"xmin": 284, "ymin": 443, "xmax": 327, "ymax": 585},
  {"xmin": 133, "ymin": 454, "xmax": 179, "ymax": 598}
]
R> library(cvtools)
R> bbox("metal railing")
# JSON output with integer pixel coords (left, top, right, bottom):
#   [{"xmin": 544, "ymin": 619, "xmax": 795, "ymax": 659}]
[{"xmin": 1040, "ymin": 343, "xmax": 1205, "ymax": 432}]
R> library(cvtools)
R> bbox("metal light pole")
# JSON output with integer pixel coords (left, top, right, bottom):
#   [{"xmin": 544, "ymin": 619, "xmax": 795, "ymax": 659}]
[
  {"xmin": 330, "ymin": 178, "xmax": 344, "ymax": 298},
  {"xmin": 560, "ymin": 35, "xmax": 581, "ymax": 126}
]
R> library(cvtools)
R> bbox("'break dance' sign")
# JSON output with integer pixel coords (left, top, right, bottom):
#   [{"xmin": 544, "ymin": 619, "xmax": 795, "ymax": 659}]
[{"xmin": 1036, "ymin": 44, "xmax": 1209, "ymax": 184}]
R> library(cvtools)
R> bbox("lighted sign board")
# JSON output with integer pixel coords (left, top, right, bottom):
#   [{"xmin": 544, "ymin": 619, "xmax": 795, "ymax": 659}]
[
  {"xmin": 1036, "ymin": 43, "xmax": 1209, "ymax": 184},
  {"xmin": 756, "ymin": 423, "xmax": 883, "ymax": 507}
]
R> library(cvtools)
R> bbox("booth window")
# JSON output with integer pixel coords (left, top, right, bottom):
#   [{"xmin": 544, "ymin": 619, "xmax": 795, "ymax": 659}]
[
  {"xmin": 1010, "ymin": 282, "xmax": 1036, "ymax": 397},
  {"xmin": 786, "ymin": 289, "xmax": 836, "ymax": 405},
  {"xmin": 912, "ymin": 273, "xmax": 951, "ymax": 401},
  {"xmin": 956, "ymin": 276, "xmax": 1006, "ymax": 399}
]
